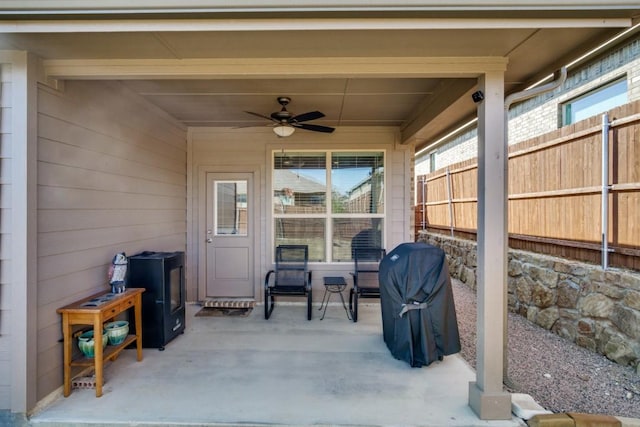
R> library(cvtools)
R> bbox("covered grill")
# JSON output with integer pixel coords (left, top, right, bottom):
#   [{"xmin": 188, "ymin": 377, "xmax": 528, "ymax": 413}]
[{"xmin": 379, "ymin": 242, "xmax": 461, "ymax": 367}]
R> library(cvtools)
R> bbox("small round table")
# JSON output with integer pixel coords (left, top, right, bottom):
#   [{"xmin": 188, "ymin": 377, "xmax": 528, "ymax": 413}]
[{"xmin": 319, "ymin": 276, "xmax": 351, "ymax": 320}]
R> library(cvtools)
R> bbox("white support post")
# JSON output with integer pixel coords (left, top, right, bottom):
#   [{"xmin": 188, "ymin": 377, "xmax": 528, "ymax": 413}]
[
  {"xmin": 468, "ymin": 71, "xmax": 512, "ymax": 420},
  {"xmin": 7, "ymin": 51, "xmax": 39, "ymax": 414}
]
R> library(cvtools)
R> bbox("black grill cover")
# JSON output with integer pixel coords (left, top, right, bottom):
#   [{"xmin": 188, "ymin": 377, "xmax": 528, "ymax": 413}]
[{"xmin": 379, "ymin": 242, "xmax": 461, "ymax": 367}]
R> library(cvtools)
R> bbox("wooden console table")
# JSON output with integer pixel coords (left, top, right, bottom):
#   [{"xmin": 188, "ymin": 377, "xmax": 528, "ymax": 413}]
[{"xmin": 57, "ymin": 288, "xmax": 144, "ymax": 397}]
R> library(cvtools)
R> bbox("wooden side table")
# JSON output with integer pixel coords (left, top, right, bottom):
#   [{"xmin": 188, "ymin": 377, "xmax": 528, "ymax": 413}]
[{"xmin": 57, "ymin": 288, "xmax": 144, "ymax": 397}]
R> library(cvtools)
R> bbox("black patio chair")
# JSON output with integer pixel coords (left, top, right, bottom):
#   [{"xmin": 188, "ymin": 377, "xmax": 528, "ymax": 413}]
[
  {"xmin": 264, "ymin": 244, "xmax": 313, "ymax": 320},
  {"xmin": 348, "ymin": 247, "xmax": 386, "ymax": 322}
]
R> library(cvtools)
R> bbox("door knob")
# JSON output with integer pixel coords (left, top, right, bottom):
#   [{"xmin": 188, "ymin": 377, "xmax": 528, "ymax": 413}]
[{"xmin": 206, "ymin": 238, "xmax": 213, "ymax": 243}]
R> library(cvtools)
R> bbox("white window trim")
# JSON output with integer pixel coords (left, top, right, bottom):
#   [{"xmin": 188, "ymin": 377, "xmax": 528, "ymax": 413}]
[{"xmin": 270, "ymin": 149, "xmax": 386, "ymax": 264}]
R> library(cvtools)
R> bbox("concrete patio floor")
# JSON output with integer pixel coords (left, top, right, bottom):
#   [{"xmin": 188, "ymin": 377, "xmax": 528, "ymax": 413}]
[{"xmin": 29, "ymin": 302, "xmax": 525, "ymax": 427}]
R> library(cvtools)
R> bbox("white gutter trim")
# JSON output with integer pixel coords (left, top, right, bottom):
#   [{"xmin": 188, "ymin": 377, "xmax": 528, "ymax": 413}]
[
  {"xmin": 2, "ymin": 0, "xmax": 640, "ymax": 14},
  {"xmin": 501, "ymin": 66, "xmax": 567, "ymax": 386},
  {"xmin": 505, "ymin": 67, "xmax": 567, "ymax": 110},
  {"xmin": 0, "ymin": 17, "xmax": 631, "ymax": 33},
  {"xmin": 42, "ymin": 57, "xmax": 508, "ymax": 80}
]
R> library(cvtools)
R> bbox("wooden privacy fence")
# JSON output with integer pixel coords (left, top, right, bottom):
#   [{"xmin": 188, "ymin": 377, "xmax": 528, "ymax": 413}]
[{"xmin": 415, "ymin": 101, "xmax": 640, "ymax": 271}]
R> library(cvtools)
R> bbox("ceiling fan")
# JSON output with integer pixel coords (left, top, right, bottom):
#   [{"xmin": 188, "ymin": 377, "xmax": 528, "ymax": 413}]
[{"xmin": 245, "ymin": 96, "xmax": 335, "ymax": 136}]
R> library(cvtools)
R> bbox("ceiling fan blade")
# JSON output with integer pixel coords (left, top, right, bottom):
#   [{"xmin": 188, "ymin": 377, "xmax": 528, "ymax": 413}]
[
  {"xmin": 292, "ymin": 123, "xmax": 335, "ymax": 133},
  {"xmin": 244, "ymin": 111, "xmax": 279, "ymax": 123},
  {"xmin": 291, "ymin": 110, "xmax": 325, "ymax": 123}
]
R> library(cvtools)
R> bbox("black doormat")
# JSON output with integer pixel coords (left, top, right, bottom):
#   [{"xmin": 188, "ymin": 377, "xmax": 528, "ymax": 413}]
[{"xmin": 195, "ymin": 307, "xmax": 253, "ymax": 317}]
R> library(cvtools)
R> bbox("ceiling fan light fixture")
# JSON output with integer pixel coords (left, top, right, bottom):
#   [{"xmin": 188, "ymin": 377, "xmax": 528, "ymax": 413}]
[
  {"xmin": 273, "ymin": 125, "xmax": 295, "ymax": 137},
  {"xmin": 246, "ymin": 97, "xmax": 334, "ymax": 135}
]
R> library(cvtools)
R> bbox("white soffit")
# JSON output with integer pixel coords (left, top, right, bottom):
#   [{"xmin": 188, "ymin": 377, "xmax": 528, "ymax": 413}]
[
  {"xmin": 3, "ymin": 0, "xmax": 640, "ymax": 12},
  {"xmin": 0, "ymin": 18, "xmax": 632, "ymax": 33}
]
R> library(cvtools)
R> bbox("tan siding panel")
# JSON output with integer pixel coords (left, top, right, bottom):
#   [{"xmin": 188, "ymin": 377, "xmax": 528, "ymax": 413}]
[
  {"xmin": 38, "ymin": 266, "xmax": 105, "ymax": 308},
  {"xmin": 38, "ymin": 233, "xmax": 185, "ymax": 282},
  {"xmin": 0, "ymin": 107, "xmax": 11, "ymax": 134},
  {"xmin": 38, "ymin": 221, "xmax": 186, "ymax": 257},
  {"xmin": 38, "ymin": 83, "xmax": 186, "ymax": 156},
  {"xmin": 38, "ymin": 160, "xmax": 184, "ymax": 197},
  {"xmin": 37, "ymin": 322, "xmax": 61, "ymax": 359},
  {"xmin": 38, "ymin": 114, "xmax": 185, "ymax": 176},
  {"xmin": 0, "ymin": 133, "xmax": 9, "ymax": 160},
  {"xmin": 35, "ymin": 353, "xmax": 62, "ymax": 404},
  {"xmin": 0, "ymin": 305, "xmax": 9, "ymax": 336},
  {"xmin": 0, "ymin": 82, "xmax": 13, "ymax": 135},
  {"xmin": 39, "ymin": 186, "xmax": 184, "ymax": 210},
  {"xmin": 190, "ymin": 146, "xmax": 265, "ymax": 165},
  {"xmin": 0, "ymin": 183, "xmax": 10, "ymax": 209},
  {"xmin": 38, "ymin": 136, "xmax": 185, "ymax": 186},
  {"xmin": 0, "ymin": 230, "xmax": 11, "ymax": 262},
  {"xmin": 0, "ymin": 158, "xmax": 11, "ymax": 183},
  {"xmin": 0, "ymin": 207, "xmax": 10, "ymax": 234},
  {"xmin": 39, "ymin": 209, "xmax": 185, "ymax": 233},
  {"xmin": 36, "ymin": 80, "xmax": 187, "ymax": 402},
  {"xmin": 0, "ymin": 261, "xmax": 9, "ymax": 285},
  {"xmin": 60, "ymin": 80, "xmax": 187, "ymax": 148}
]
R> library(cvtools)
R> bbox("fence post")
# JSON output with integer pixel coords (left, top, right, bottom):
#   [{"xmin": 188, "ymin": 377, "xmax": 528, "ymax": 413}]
[
  {"xmin": 602, "ymin": 113, "xmax": 610, "ymax": 270},
  {"xmin": 420, "ymin": 176, "xmax": 426, "ymax": 230},
  {"xmin": 446, "ymin": 167, "xmax": 454, "ymax": 236}
]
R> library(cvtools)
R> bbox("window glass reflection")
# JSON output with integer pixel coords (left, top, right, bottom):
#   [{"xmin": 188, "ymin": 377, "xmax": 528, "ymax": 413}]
[
  {"xmin": 274, "ymin": 218, "xmax": 326, "ymax": 262},
  {"xmin": 332, "ymin": 219, "xmax": 383, "ymax": 262},
  {"xmin": 331, "ymin": 152, "xmax": 384, "ymax": 214},
  {"xmin": 216, "ymin": 181, "xmax": 248, "ymax": 235},
  {"xmin": 273, "ymin": 152, "xmax": 326, "ymax": 214},
  {"xmin": 271, "ymin": 150, "xmax": 385, "ymax": 262}
]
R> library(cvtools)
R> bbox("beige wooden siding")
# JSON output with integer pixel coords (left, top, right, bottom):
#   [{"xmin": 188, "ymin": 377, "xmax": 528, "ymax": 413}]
[
  {"xmin": 0, "ymin": 63, "xmax": 12, "ymax": 409},
  {"xmin": 37, "ymin": 80, "xmax": 187, "ymax": 401},
  {"xmin": 188, "ymin": 127, "xmax": 409, "ymax": 300}
]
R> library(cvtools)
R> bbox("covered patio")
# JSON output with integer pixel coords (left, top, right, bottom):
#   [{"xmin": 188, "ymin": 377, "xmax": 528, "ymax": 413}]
[
  {"xmin": 29, "ymin": 303, "xmax": 523, "ymax": 427},
  {"xmin": 2, "ymin": 2, "xmax": 640, "ymax": 423}
]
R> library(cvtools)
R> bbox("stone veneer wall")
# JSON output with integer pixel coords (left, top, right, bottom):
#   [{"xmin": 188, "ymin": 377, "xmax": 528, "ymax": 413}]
[{"xmin": 418, "ymin": 231, "xmax": 640, "ymax": 369}]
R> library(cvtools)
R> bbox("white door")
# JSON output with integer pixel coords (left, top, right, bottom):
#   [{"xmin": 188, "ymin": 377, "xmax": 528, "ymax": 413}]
[{"xmin": 205, "ymin": 172, "xmax": 254, "ymax": 298}]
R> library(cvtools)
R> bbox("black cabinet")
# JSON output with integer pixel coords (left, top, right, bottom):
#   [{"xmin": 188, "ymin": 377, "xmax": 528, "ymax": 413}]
[{"xmin": 127, "ymin": 251, "xmax": 186, "ymax": 350}]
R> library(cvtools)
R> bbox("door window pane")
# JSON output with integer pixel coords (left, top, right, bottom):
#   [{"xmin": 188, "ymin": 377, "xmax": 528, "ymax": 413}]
[
  {"xmin": 273, "ymin": 152, "xmax": 326, "ymax": 214},
  {"xmin": 331, "ymin": 152, "xmax": 384, "ymax": 214},
  {"xmin": 215, "ymin": 180, "xmax": 248, "ymax": 235},
  {"xmin": 274, "ymin": 218, "xmax": 326, "ymax": 262}
]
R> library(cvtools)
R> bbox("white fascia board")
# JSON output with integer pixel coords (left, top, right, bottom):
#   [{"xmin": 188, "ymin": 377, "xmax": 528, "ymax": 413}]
[
  {"xmin": 0, "ymin": 17, "xmax": 632, "ymax": 33},
  {"xmin": 2, "ymin": 1, "xmax": 640, "ymax": 13},
  {"xmin": 42, "ymin": 57, "xmax": 508, "ymax": 80}
]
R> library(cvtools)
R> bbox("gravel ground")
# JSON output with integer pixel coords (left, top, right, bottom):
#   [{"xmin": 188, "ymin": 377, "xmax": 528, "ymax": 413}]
[{"xmin": 452, "ymin": 279, "xmax": 640, "ymax": 418}]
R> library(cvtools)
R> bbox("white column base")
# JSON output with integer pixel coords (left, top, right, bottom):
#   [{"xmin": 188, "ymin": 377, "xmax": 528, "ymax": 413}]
[{"xmin": 469, "ymin": 381, "xmax": 512, "ymax": 420}]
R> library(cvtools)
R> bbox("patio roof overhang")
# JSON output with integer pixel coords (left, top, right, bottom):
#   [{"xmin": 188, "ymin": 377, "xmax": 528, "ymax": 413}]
[
  {"xmin": 0, "ymin": 2, "xmax": 638, "ymax": 150},
  {"xmin": 2, "ymin": 1, "xmax": 640, "ymax": 419}
]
